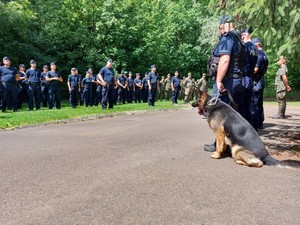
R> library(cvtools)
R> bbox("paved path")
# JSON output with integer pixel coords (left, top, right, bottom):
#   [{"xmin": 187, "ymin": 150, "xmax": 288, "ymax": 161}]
[{"xmin": 0, "ymin": 105, "xmax": 299, "ymax": 225}]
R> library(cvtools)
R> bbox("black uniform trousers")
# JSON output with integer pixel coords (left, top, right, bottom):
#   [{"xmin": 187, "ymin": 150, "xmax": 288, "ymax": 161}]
[
  {"xmin": 48, "ymin": 85, "xmax": 61, "ymax": 109},
  {"xmin": 41, "ymin": 84, "xmax": 48, "ymax": 107},
  {"xmin": 148, "ymin": 84, "xmax": 157, "ymax": 106},
  {"xmin": 27, "ymin": 83, "xmax": 41, "ymax": 110},
  {"xmin": 69, "ymin": 86, "xmax": 79, "ymax": 108},
  {"xmin": 17, "ymin": 84, "xmax": 28, "ymax": 109},
  {"xmin": 2, "ymin": 83, "xmax": 17, "ymax": 112},
  {"xmin": 102, "ymin": 84, "xmax": 114, "ymax": 109},
  {"xmin": 135, "ymin": 88, "xmax": 142, "ymax": 103}
]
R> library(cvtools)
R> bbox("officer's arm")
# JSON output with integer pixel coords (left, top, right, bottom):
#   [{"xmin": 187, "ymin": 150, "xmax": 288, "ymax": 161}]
[
  {"xmin": 67, "ymin": 79, "xmax": 71, "ymax": 90},
  {"xmin": 171, "ymin": 80, "xmax": 174, "ymax": 91},
  {"xmin": 254, "ymin": 54, "xmax": 262, "ymax": 74},
  {"xmin": 46, "ymin": 74, "xmax": 57, "ymax": 82},
  {"xmin": 98, "ymin": 73, "xmax": 107, "ymax": 86},
  {"xmin": 117, "ymin": 79, "xmax": 123, "ymax": 88},
  {"xmin": 216, "ymin": 54, "xmax": 230, "ymax": 89},
  {"xmin": 58, "ymin": 76, "xmax": 63, "ymax": 82},
  {"xmin": 25, "ymin": 70, "xmax": 29, "ymax": 80},
  {"xmin": 126, "ymin": 80, "xmax": 129, "ymax": 90},
  {"xmin": 281, "ymin": 74, "xmax": 291, "ymax": 91},
  {"xmin": 96, "ymin": 74, "xmax": 104, "ymax": 85},
  {"xmin": 148, "ymin": 79, "xmax": 151, "ymax": 90},
  {"xmin": 15, "ymin": 73, "xmax": 20, "ymax": 81}
]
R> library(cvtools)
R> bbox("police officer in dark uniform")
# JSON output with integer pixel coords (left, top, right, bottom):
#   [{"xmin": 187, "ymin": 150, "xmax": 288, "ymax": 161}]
[
  {"xmin": 26, "ymin": 60, "xmax": 41, "ymax": 111},
  {"xmin": 17, "ymin": 64, "xmax": 28, "ymax": 109},
  {"xmin": 67, "ymin": 67, "xmax": 81, "ymax": 108},
  {"xmin": 98, "ymin": 59, "xmax": 115, "ymax": 110},
  {"xmin": 252, "ymin": 38, "xmax": 269, "ymax": 128},
  {"xmin": 92, "ymin": 68, "xmax": 103, "ymax": 107},
  {"xmin": 82, "ymin": 70, "xmax": 94, "ymax": 107},
  {"xmin": 142, "ymin": 73, "xmax": 149, "ymax": 103},
  {"xmin": 77, "ymin": 71, "xmax": 84, "ymax": 106},
  {"xmin": 46, "ymin": 62, "xmax": 63, "ymax": 109},
  {"xmin": 40, "ymin": 65, "xmax": 49, "ymax": 107},
  {"xmin": 126, "ymin": 71, "xmax": 134, "ymax": 103},
  {"xmin": 134, "ymin": 73, "xmax": 142, "ymax": 103},
  {"xmin": 117, "ymin": 70, "xmax": 127, "ymax": 104},
  {"xmin": 171, "ymin": 71, "xmax": 181, "ymax": 104},
  {"xmin": 147, "ymin": 65, "xmax": 160, "ymax": 106},
  {"xmin": 0, "ymin": 57, "xmax": 20, "ymax": 112},
  {"xmin": 240, "ymin": 27, "xmax": 258, "ymax": 126},
  {"xmin": 204, "ymin": 15, "xmax": 245, "ymax": 152}
]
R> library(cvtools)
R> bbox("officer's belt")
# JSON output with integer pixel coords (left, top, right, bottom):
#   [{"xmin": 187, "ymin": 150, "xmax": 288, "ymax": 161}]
[
  {"xmin": 2, "ymin": 82, "xmax": 16, "ymax": 86},
  {"xmin": 224, "ymin": 74, "xmax": 241, "ymax": 79},
  {"xmin": 29, "ymin": 82, "xmax": 40, "ymax": 86}
]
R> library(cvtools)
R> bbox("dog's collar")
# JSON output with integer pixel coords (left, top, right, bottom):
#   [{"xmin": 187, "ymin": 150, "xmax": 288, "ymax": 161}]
[{"xmin": 207, "ymin": 91, "xmax": 220, "ymax": 107}]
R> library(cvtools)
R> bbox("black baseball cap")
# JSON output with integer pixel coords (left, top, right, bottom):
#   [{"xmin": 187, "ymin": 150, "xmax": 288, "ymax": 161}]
[
  {"xmin": 50, "ymin": 62, "xmax": 56, "ymax": 66},
  {"xmin": 151, "ymin": 64, "xmax": 156, "ymax": 68},
  {"xmin": 3, "ymin": 56, "xmax": 10, "ymax": 61},
  {"xmin": 219, "ymin": 15, "xmax": 233, "ymax": 25},
  {"xmin": 30, "ymin": 60, "xmax": 36, "ymax": 64},
  {"xmin": 252, "ymin": 38, "xmax": 262, "ymax": 44},
  {"xmin": 19, "ymin": 64, "xmax": 25, "ymax": 68}
]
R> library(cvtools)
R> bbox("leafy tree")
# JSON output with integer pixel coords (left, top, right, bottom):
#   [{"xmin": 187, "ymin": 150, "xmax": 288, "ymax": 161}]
[{"xmin": 209, "ymin": 0, "xmax": 300, "ymax": 88}]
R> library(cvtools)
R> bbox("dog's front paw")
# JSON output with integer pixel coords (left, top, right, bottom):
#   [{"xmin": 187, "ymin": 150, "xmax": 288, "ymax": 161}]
[{"xmin": 211, "ymin": 152, "xmax": 221, "ymax": 159}]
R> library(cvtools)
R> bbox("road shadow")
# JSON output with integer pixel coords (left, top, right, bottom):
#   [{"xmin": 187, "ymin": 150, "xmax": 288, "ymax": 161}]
[{"xmin": 258, "ymin": 114, "xmax": 300, "ymax": 159}]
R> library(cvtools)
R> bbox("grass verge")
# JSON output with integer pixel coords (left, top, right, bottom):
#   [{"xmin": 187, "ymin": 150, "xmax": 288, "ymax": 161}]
[{"xmin": 0, "ymin": 101, "xmax": 187, "ymax": 129}]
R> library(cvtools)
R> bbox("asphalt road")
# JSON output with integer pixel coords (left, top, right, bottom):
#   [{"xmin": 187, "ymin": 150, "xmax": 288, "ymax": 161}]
[{"xmin": 0, "ymin": 106, "xmax": 299, "ymax": 225}]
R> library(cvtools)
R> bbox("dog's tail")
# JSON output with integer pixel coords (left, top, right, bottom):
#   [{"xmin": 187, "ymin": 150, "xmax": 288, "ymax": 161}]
[{"xmin": 263, "ymin": 155, "xmax": 300, "ymax": 169}]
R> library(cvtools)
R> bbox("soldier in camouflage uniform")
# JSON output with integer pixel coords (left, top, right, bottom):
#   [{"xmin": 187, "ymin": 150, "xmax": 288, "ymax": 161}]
[
  {"xmin": 164, "ymin": 73, "xmax": 172, "ymax": 101},
  {"xmin": 183, "ymin": 72, "xmax": 193, "ymax": 103},
  {"xmin": 191, "ymin": 78, "xmax": 196, "ymax": 101},
  {"xmin": 180, "ymin": 76, "xmax": 185, "ymax": 101},
  {"xmin": 272, "ymin": 56, "xmax": 291, "ymax": 119},
  {"xmin": 159, "ymin": 76, "xmax": 165, "ymax": 100},
  {"xmin": 198, "ymin": 73, "xmax": 208, "ymax": 92}
]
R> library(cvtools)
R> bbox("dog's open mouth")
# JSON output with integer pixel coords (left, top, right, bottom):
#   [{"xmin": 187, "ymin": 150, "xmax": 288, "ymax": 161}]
[
  {"xmin": 191, "ymin": 101, "xmax": 204, "ymax": 115},
  {"xmin": 198, "ymin": 109, "xmax": 204, "ymax": 115}
]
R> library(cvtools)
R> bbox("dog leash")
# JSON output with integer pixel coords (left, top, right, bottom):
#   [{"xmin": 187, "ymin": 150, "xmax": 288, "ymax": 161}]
[
  {"xmin": 223, "ymin": 89, "xmax": 238, "ymax": 110},
  {"xmin": 208, "ymin": 89, "xmax": 238, "ymax": 110}
]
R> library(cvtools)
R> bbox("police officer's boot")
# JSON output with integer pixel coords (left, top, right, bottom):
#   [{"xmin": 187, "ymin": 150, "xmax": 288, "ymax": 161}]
[{"xmin": 204, "ymin": 142, "xmax": 216, "ymax": 152}]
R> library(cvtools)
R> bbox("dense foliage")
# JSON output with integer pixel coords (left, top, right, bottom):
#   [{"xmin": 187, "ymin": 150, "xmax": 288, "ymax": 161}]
[{"xmin": 0, "ymin": 0, "xmax": 299, "ymax": 89}]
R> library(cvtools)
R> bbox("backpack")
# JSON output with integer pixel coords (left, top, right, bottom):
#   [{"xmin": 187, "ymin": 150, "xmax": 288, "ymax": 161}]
[{"xmin": 207, "ymin": 31, "xmax": 245, "ymax": 77}]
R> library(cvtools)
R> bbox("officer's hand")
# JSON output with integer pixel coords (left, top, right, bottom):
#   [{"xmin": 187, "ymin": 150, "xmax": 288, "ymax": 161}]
[
  {"xmin": 286, "ymin": 85, "xmax": 291, "ymax": 91},
  {"xmin": 217, "ymin": 82, "xmax": 225, "ymax": 93},
  {"xmin": 103, "ymin": 81, "xmax": 107, "ymax": 86},
  {"xmin": 149, "ymin": 86, "xmax": 152, "ymax": 91}
]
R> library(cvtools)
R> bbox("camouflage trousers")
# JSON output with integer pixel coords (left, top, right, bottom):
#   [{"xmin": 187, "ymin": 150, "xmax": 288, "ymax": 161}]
[
  {"xmin": 184, "ymin": 87, "xmax": 193, "ymax": 103},
  {"xmin": 276, "ymin": 90, "xmax": 286, "ymax": 117}
]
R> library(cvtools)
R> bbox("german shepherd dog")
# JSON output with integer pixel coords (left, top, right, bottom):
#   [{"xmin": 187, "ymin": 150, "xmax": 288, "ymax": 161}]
[{"xmin": 192, "ymin": 90, "xmax": 300, "ymax": 168}]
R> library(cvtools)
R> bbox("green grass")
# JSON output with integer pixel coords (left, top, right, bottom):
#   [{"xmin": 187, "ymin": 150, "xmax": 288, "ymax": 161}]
[
  {"xmin": 0, "ymin": 101, "xmax": 187, "ymax": 129},
  {"xmin": 264, "ymin": 101, "xmax": 300, "ymax": 106}
]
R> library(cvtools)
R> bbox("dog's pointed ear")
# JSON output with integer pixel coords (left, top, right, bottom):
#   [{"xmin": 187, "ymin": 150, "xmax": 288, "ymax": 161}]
[{"xmin": 198, "ymin": 89, "xmax": 206, "ymax": 99}]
